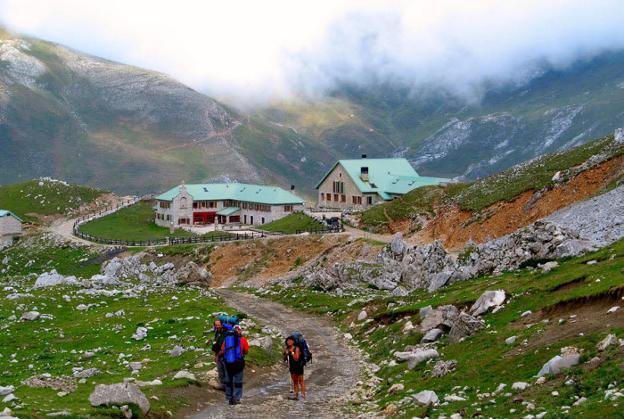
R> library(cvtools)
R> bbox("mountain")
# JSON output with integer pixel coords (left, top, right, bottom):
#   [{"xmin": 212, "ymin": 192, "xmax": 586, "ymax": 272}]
[
  {"xmin": 254, "ymin": 52, "xmax": 624, "ymax": 180},
  {"xmin": 0, "ymin": 28, "xmax": 334, "ymax": 195}
]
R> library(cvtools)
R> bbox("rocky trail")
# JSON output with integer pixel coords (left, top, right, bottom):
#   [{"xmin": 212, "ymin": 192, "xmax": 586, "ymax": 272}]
[{"xmin": 186, "ymin": 290, "xmax": 363, "ymax": 419}]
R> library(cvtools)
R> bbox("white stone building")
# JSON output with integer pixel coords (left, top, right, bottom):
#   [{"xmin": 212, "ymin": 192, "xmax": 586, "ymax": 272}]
[
  {"xmin": 0, "ymin": 210, "xmax": 23, "ymax": 247},
  {"xmin": 154, "ymin": 183, "xmax": 304, "ymax": 228}
]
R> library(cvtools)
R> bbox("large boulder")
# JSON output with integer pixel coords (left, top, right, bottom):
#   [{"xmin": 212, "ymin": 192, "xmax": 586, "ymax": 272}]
[
  {"xmin": 537, "ymin": 347, "xmax": 581, "ymax": 376},
  {"xmin": 389, "ymin": 233, "xmax": 406, "ymax": 257},
  {"xmin": 34, "ymin": 270, "xmax": 78, "ymax": 288},
  {"xmin": 420, "ymin": 305, "xmax": 459, "ymax": 332},
  {"xmin": 21, "ymin": 311, "xmax": 41, "ymax": 321},
  {"xmin": 448, "ymin": 312, "xmax": 484, "ymax": 343},
  {"xmin": 249, "ymin": 336, "xmax": 273, "ymax": 352},
  {"xmin": 394, "ymin": 347, "xmax": 439, "ymax": 370},
  {"xmin": 470, "ymin": 290, "xmax": 506, "ymax": 316},
  {"xmin": 88, "ymin": 382, "xmax": 150, "ymax": 414}
]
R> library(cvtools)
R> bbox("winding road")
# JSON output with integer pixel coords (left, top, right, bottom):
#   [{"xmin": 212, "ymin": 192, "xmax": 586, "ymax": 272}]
[{"xmin": 187, "ymin": 290, "xmax": 362, "ymax": 419}]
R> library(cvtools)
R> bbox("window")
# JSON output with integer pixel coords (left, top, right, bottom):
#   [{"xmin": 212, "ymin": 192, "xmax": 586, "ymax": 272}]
[
  {"xmin": 341, "ymin": 195, "xmax": 346, "ymax": 203},
  {"xmin": 284, "ymin": 205, "xmax": 293, "ymax": 212},
  {"xmin": 179, "ymin": 197, "xmax": 188, "ymax": 209},
  {"xmin": 159, "ymin": 201, "xmax": 171, "ymax": 209},
  {"xmin": 332, "ymin": 181, "xmax": 344, "ymax": 194},
  {"xmin": 193, "ymin": 202, "xmax": 198, "ymax": 209},
  {"xmin": 320, "ymin": 193, "xmax": 324, "ymax": 201},
  {"xmin": 166, "ymin": 215, "xmax": 171, "ymax": 221},
  {"xmin": 334, "ymin": 194, "xmax": 339, "ymax": 202},
  {"xmin": 352, "ymin": 196, "xmax": 362, "ymax": 205},
  {"xmin": 367, "ymin": 196, "xmax": 373, "ymax": 205},
  {"xmin": 262, "ymin": 217, "xmax": 265, "ymax": 224},
  {"xmin": 178, "ymin": 218, "xmax": 189, "ymax": 225},
  {"xmin": 326, "ymin": 194, "xmax": 331, "ymax": 201}
]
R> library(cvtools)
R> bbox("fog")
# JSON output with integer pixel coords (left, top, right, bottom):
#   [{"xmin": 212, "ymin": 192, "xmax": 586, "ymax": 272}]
[{"xmin": 2, "ymin": 0, "xmax": 624, "ymax": 105}]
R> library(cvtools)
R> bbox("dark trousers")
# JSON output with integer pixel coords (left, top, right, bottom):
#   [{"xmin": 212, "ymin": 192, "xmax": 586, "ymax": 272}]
[{"xmin": 224, "ymin": 365, "xmax": 244, "ymax": 401}]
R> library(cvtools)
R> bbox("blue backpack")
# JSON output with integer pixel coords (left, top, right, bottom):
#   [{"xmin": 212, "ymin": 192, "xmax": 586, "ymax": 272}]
[
  {"xmin": 223, "ymin": 329, "xmax": 242, "ymax": 364},
  {"xmin": 287, "ymin": 332, "xmax": 312, "ymax": 365},
  {"xmin": 218, "ymin": 314, "xmax": 239, "ymax": 326}
]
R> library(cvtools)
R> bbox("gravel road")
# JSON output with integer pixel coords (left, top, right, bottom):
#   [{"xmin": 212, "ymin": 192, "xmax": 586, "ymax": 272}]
[{"xmin": 187, "ymin": 290, "xmax": 362, "ymax": 419}]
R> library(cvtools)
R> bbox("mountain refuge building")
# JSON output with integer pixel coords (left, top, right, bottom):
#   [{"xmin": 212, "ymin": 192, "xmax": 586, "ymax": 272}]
[
  {"xmin": 316, "ymin": 157, "xmax": 450, "ymax": 210},
  {"xmin": 154, "ymin": 183, "xmax": 304, "ymax": 228},
  {"xmin": 0, "ymin": 210, "xmax": 23, "ymax": 247}
]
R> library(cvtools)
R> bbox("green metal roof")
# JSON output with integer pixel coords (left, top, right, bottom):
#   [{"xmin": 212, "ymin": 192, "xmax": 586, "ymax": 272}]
[
  {"xmin": 0, "ymin": 210, "xmax": 22, "ymax": 222},
  {"xmin": 216, "ymin": 207, "xmax": 240, "ymax": 216},
  {"xmin": 155, "ymin": 183, "xmax": 304, "ymax": 205},
  {"xmin": 315, "ymin": 158, "xmax": 450, "ymax": 200}
]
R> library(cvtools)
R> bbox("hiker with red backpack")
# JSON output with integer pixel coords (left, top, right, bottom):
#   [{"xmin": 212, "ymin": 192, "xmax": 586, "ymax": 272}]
[
  {"xmin": 219, "ymin": 323, "xmax": 249, "ymax": 405},
  {"xmin": 284, "ymin": 332, "xmax": 312, "ymax": 400}
]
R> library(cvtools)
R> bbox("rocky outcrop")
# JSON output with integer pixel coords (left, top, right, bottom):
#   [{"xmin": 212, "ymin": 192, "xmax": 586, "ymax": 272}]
[
  {"xmin": 88, "ymin": 382, "xmax": 150, "ymax": 414},
  {"xmin": 297, "ymin": 220, "xmax": 594, "ymax": 294}
]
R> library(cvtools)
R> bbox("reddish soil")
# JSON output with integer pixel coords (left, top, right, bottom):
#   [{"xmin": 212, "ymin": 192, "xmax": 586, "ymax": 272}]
[
  {"xmin": 208, "ymin": 235, "xmax": 348, "ymax": 287},
  {"xmin": 414, "ymin": 155, "xmax": 624, "ymax": 250},
  {"xmin": 509, "ymin": 287, "xmax": 624, "ymax": 355}
]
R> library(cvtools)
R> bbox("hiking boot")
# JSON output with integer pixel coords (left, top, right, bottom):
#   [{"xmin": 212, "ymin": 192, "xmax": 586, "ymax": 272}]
[
  {"xmin": 288, "ymin": 394, "xmax": 299, "ymax": 400},
  {"xmin": 233, "ymin": 399, "xmax": 241, "ymax": 405},
  {"xmin": 228, "ymin": 399, "xmax": 235, "ymax": 405}
]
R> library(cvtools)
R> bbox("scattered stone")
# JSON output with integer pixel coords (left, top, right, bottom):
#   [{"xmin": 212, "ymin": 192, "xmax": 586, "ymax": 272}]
[
  {"xmin": 128, "ymin": 362, "xmax": 143, "ymax": 372},
  {"xmin": 394, "ymin": 347, "xmax": 439, "ymax": 370},
  {"xmin": 431, "ymin": 360, "xmax": 457, "ymax": 377},
  {"xmin": 73, "ymin": 368, "xmax": 100, "ymax": 379},
  {"xmin": 607, "ymin": 306, "xmax": 620, "ymax": 314},
  {"xmin": 249, "ymin": 336, "xmax": 273, "ymax": 352},
  {"xmin": 470, "ymin": 290, "xmax": 506, "ymax": 316},
  {"xmin": 448, "ymin": 312, "xmax": 484, "ymax": 343},
  {"xmin": 573, "ymin": 396, "xmax": 587, "ymax": 406},
  {"xmin": 597, "ymin": 334, "xmax": 618, "ymax": 351},
  {"xmin": 387, "ymin": 383, "xmax": 404, "ymax": 395},
  {"xmin": 173, "ymin": 370, "xmax": 196, "ymax": 381},
  {"xmin": 89, "ymin": 382, "xmax": 150, "ymax": 414},
  {"xmin": 535, "ymin": 377, "xmax": 546, "ymax": 385},
  {"xmin": 512, "ymin": 382, "xmax": 530, "ymax": 391},
  {"xmin": 537, "ymin": 347, "xmax": 581, "ymax": 376},
  {"xmin": 0, "ymin": 386, "xmax": 15, "ymax": 396},
  {"xmin": 21, "ymin": 311, "xmax": 41, "ymax": 321},
  {"xmin": 402, "ymin": 320, "xmax": 415, "ymax": 333},
  {"xmin": 169, "ymin": 345, "xmax": 184, "ymax": 357},
  {"xmin": 132, "ymin": 327, "xmax": 148, "ymax": 341},
  {"xmin": 420, "ymin": 305, "xmax": 459, "ymax": 332},
  {"xmin": 389, "ymin": 233, "xmax": 406, "ymax": 256},
  {"xmin": 521, "ymin": 310, "xmax": 532, "ymax": 318},
  {"xmin": 412, "ymin": 390, "xmax": 439, "ymax": 406},
  {"xmin": 357, "ymin": 310, "xmax": 368, "ymax": 321},
  {"xmin": 538, "ymin": 261, "xmax": 559, "ymax": 273},
  {"xmin": 505, "ymin": 336, "xmax": 517, "ymax": 345},
  {"xmin": 421, "ymin": 328, "xmax": 443, "ymax": 343},
  {"xmin": 2, "ymin": 394, "xmax": 17, "ymax": 403}
]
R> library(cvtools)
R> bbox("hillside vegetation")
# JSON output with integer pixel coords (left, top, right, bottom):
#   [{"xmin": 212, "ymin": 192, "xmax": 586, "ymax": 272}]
[
  {"xmin": 260, "ymin": 213, "xmax": 324, "ymax": 234},
  {"xmin": 255, "ymin": 237, "xmax": 624, "ymax": 417},
  {"xmin": 0, "ymin": 179, "xmax": 103, "ymax": 222}
]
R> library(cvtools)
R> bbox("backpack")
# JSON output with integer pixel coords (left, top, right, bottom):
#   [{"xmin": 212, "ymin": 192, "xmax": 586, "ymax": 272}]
[
  {"xmin": 223, "ymin": 329, "xmax": 242, "ymax": 364},
  {"xmin": 218, "ymin": 314, "xmax": 239, "ymax": 326},
  {"xmin": 286, "ymin": 332, "xmax": 312, "ymax": 365}
]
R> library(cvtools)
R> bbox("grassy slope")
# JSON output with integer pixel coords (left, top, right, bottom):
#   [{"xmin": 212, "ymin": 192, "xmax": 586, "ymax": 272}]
[
  {"xmin": 260, "ymin": 213, "xmax": 324, "ymax": 234},
  {"xmin": 254, "ymin": 238, "xmax": 624, "ymax": 417},
  {"xmin": 359, "ymin": 135, "xmax": 624, "ymax": 230},
  {"xmin": 0, "ymin": 241, "xmax": 280, "ymax": 417},
  {"xmin": 0, "ymin": 179, "xmax": 103, "ymax": 222},
  {"xmin": 78, "ymin": 202, "xmax": 193, "ymax": 241}
]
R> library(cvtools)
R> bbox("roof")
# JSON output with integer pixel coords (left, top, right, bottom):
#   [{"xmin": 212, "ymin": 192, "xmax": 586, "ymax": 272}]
[
  {"xmin": 0, "ymin": 210, "xmax": 22, "ymax": 222},
  {"xmin": 155, "ymin": 183, "xmax": 304, "ymax": 205},
  {"xmin": 315, "ymin": 158, "xmax": 450, "ymax": 200},
  {"xmin": 216, "ymin": 207, "xmax": 241, "ymax": 216}
]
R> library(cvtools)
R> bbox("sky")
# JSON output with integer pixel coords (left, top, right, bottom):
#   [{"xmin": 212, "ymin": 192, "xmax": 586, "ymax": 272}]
[{"xmin": 1, "ymin": 0, "xmax": 624, "ymax": 105}]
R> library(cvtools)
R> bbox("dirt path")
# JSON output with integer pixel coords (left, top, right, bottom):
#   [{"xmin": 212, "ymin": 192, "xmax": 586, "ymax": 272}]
[
  {"xmin": 343, "ymin": 225, "xmax": 393, "ymax": 243},
  {"xmin": 186, "ymin": 290, "xmax": 362, "ymax": 419},
  {"xmin": 48, "ymin": 217, "xmax": 93, "ymax": 245}
]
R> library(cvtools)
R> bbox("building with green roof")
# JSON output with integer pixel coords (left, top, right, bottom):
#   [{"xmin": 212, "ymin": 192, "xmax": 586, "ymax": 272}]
[
  {"xmin": 154, "ymin": 183, "xmax": 304, "ymax": 227},
  {"xmin": 0, "ymin": 209, "xmax": 23, "ymax": 247},
  {"xmin": 315, "ymin": 157, "xmax": 449, "ymax": 210}
]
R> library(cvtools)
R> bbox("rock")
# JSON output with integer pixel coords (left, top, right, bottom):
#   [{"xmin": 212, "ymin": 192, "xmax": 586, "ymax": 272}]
[
  {"xmin": 169, "ymin": 345, "xmax": 184, "ymax": 357},
  {"xmin": 448, "ymin": 312, "xmax": 484, "ymax": 343},
  {"xmin": 394, "ymin": 347, "xmax": 439, "ymax": 369},
  {"xmin": 521, "ymin": 310, "xmax": 532, "ymax": 318},
  {"xmin": 132, "ymin": 327, "xmax": 148, "ymax": 341},
  {"xmin": 505, "ymin": 336, "xmax": 517, "ymax": 345},
  {"xmin": 343, "ymin": 333, "xmax": 352, "ymax": 340},
  {"xmin": 615, "ymin": 127, "xmax": 624, "ymax": 144},
  {"xmin": 553, "ymin": 239, "xmax": 595, "ymax": 258},
  {"xmin": 128, "ymin": 362, "xmax": 142, "ymax": 372},
  {"xmin": 0, "ymin": 386, "xmax": 15, "ymax": 396},
  {"xmin": 427, "ymin": 270, "xmax": 453, "ymax": 292},
  {"xmin": 391, "ymin": 286, "xmax": 409, "ymax": 297},
  {"xmin": 387, "ymin": 383, "xmax": 404, "ymax": 395},
  {"xmin": 249, "ymin": 336, "xmax": 273, "ymax": 352},
  {"xmin": 2, "ymin": 394, "xmax": 17, "ymax": 403},
  {"xmin": 537, "ymin": 347, "xmax": 581, "ymax": 376},
  {"xmin": 89, "ymin": 382, "xmax": 150, "ymax": 414},
  {"xmin": 402, "ymin": 320, "xmax": 415, "ymax": 333},
  {"xmin": 538, "ymin": 261, "xmax": 559, "ymax": 273},
  {"xmin": 357, "ymin": 310, "xmax": 368, "ymax": 321},
  {"xmin": 389, "ymin": 233, "xmax": 406, "ymax": 256},
  {"xmin": 136, "ymin": 379, "xmax": 162, "ymax": 387},
  {"xmin": 431, "ymin": 360, "xmax": 457, "ymax": 377},
  {"xmin": 412, "ymin": 390, "xmax": 438, "ymax": 406},
  {"xmin": 34, "ymin": 270, "xmax": 78, "ymax": 288},
  {"xmin": 420, "ymin": 305, "xmax": 459, "ymax": 332},
  {"xmin": 173, "ymin": 370, "xmax": 196, "ymax": 381},
  {"xmin": 512, "ymin": 382, "xmax": 530, "ymax": 391},
  {"xmin": 535, "ymin": 377, "xmax": 546, "ymax": 385},
  {"xmin": 419, "ymin": 305, "xmax": 432, "ymax": 319},
  {"xmin": 470, "ymin": 290, "xmax": 506, "ymax": 316},
  {"xmin": 73, "ymin": 368, "xmax": 100, "ymax": 379},
  {"xmin": 607, "ymin": 306, "xmax": 620, "ymax": 314},
  {"xmin": 573, "ymin": 396, "xmax": 587, "ymax": 406},
  {"xmin": 444, "ymin": 394, "xmax": 466, "ymax": 402},
  {"xmin": 551, "ymin": 171, "xmax": 563, "ymax": 182},
  {"xmin": 21, "ymin": 311, "xmax": 41, "ymax": 321},
  {"xmin": 421, "ymin": 328, "xmax": 443, "ymax": 343},
  {"xmin": 597, "ymin": 334, "xmax": 618, "ymax": 351}
]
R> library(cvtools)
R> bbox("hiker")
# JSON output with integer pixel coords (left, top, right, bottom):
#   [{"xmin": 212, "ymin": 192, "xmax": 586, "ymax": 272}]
[
  {"xmin": 284, "ymin": 333, "xmax": 311, "ymax": 400},
  {"xmin": 219, "ymin": 324, "xmax": 249, "ymax": 405},
  {"xmin": 209, "ymin": 319, "xmax": 226, "ymax": 391}
]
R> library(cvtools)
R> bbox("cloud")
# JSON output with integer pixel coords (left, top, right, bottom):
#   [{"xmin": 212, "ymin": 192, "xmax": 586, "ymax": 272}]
[{"xmin": 1, "ymin": 0, "xmax": 624, "ymax": 105}]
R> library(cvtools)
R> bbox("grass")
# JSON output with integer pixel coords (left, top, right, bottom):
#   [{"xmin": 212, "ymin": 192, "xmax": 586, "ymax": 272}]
[
  {"xmin": 78, "ymin": 201, "xmax": 194, "ymax": 241},
  {"xmin": 260, "ymin": 213, "xmax": 324, "ymax": 234},
  {"xmin": 250, "ymin": 237, "xmax": 624, "ymax": 417},
  {"xmin": 0, "ymin": 179, "xmax": 103, "ymax": 222}
]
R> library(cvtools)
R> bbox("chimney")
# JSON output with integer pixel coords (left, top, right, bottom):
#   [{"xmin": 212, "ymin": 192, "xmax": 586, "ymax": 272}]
[
  {"xmin": 360, "ymin": 166, "xmax": 369, "ymax": 182},
  {"xmin": 361, "ymin": 154, "xmax": 367, "ymax": 159},
  {"xmin": 290, "ymin": 185, "xmax": 295, "ymax": 191}
]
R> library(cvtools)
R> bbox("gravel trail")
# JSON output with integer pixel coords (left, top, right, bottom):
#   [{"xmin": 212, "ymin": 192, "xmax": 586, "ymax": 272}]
[{"xmin": 187, "ymin": 290, "xmax": 362, "ymax": 419}]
